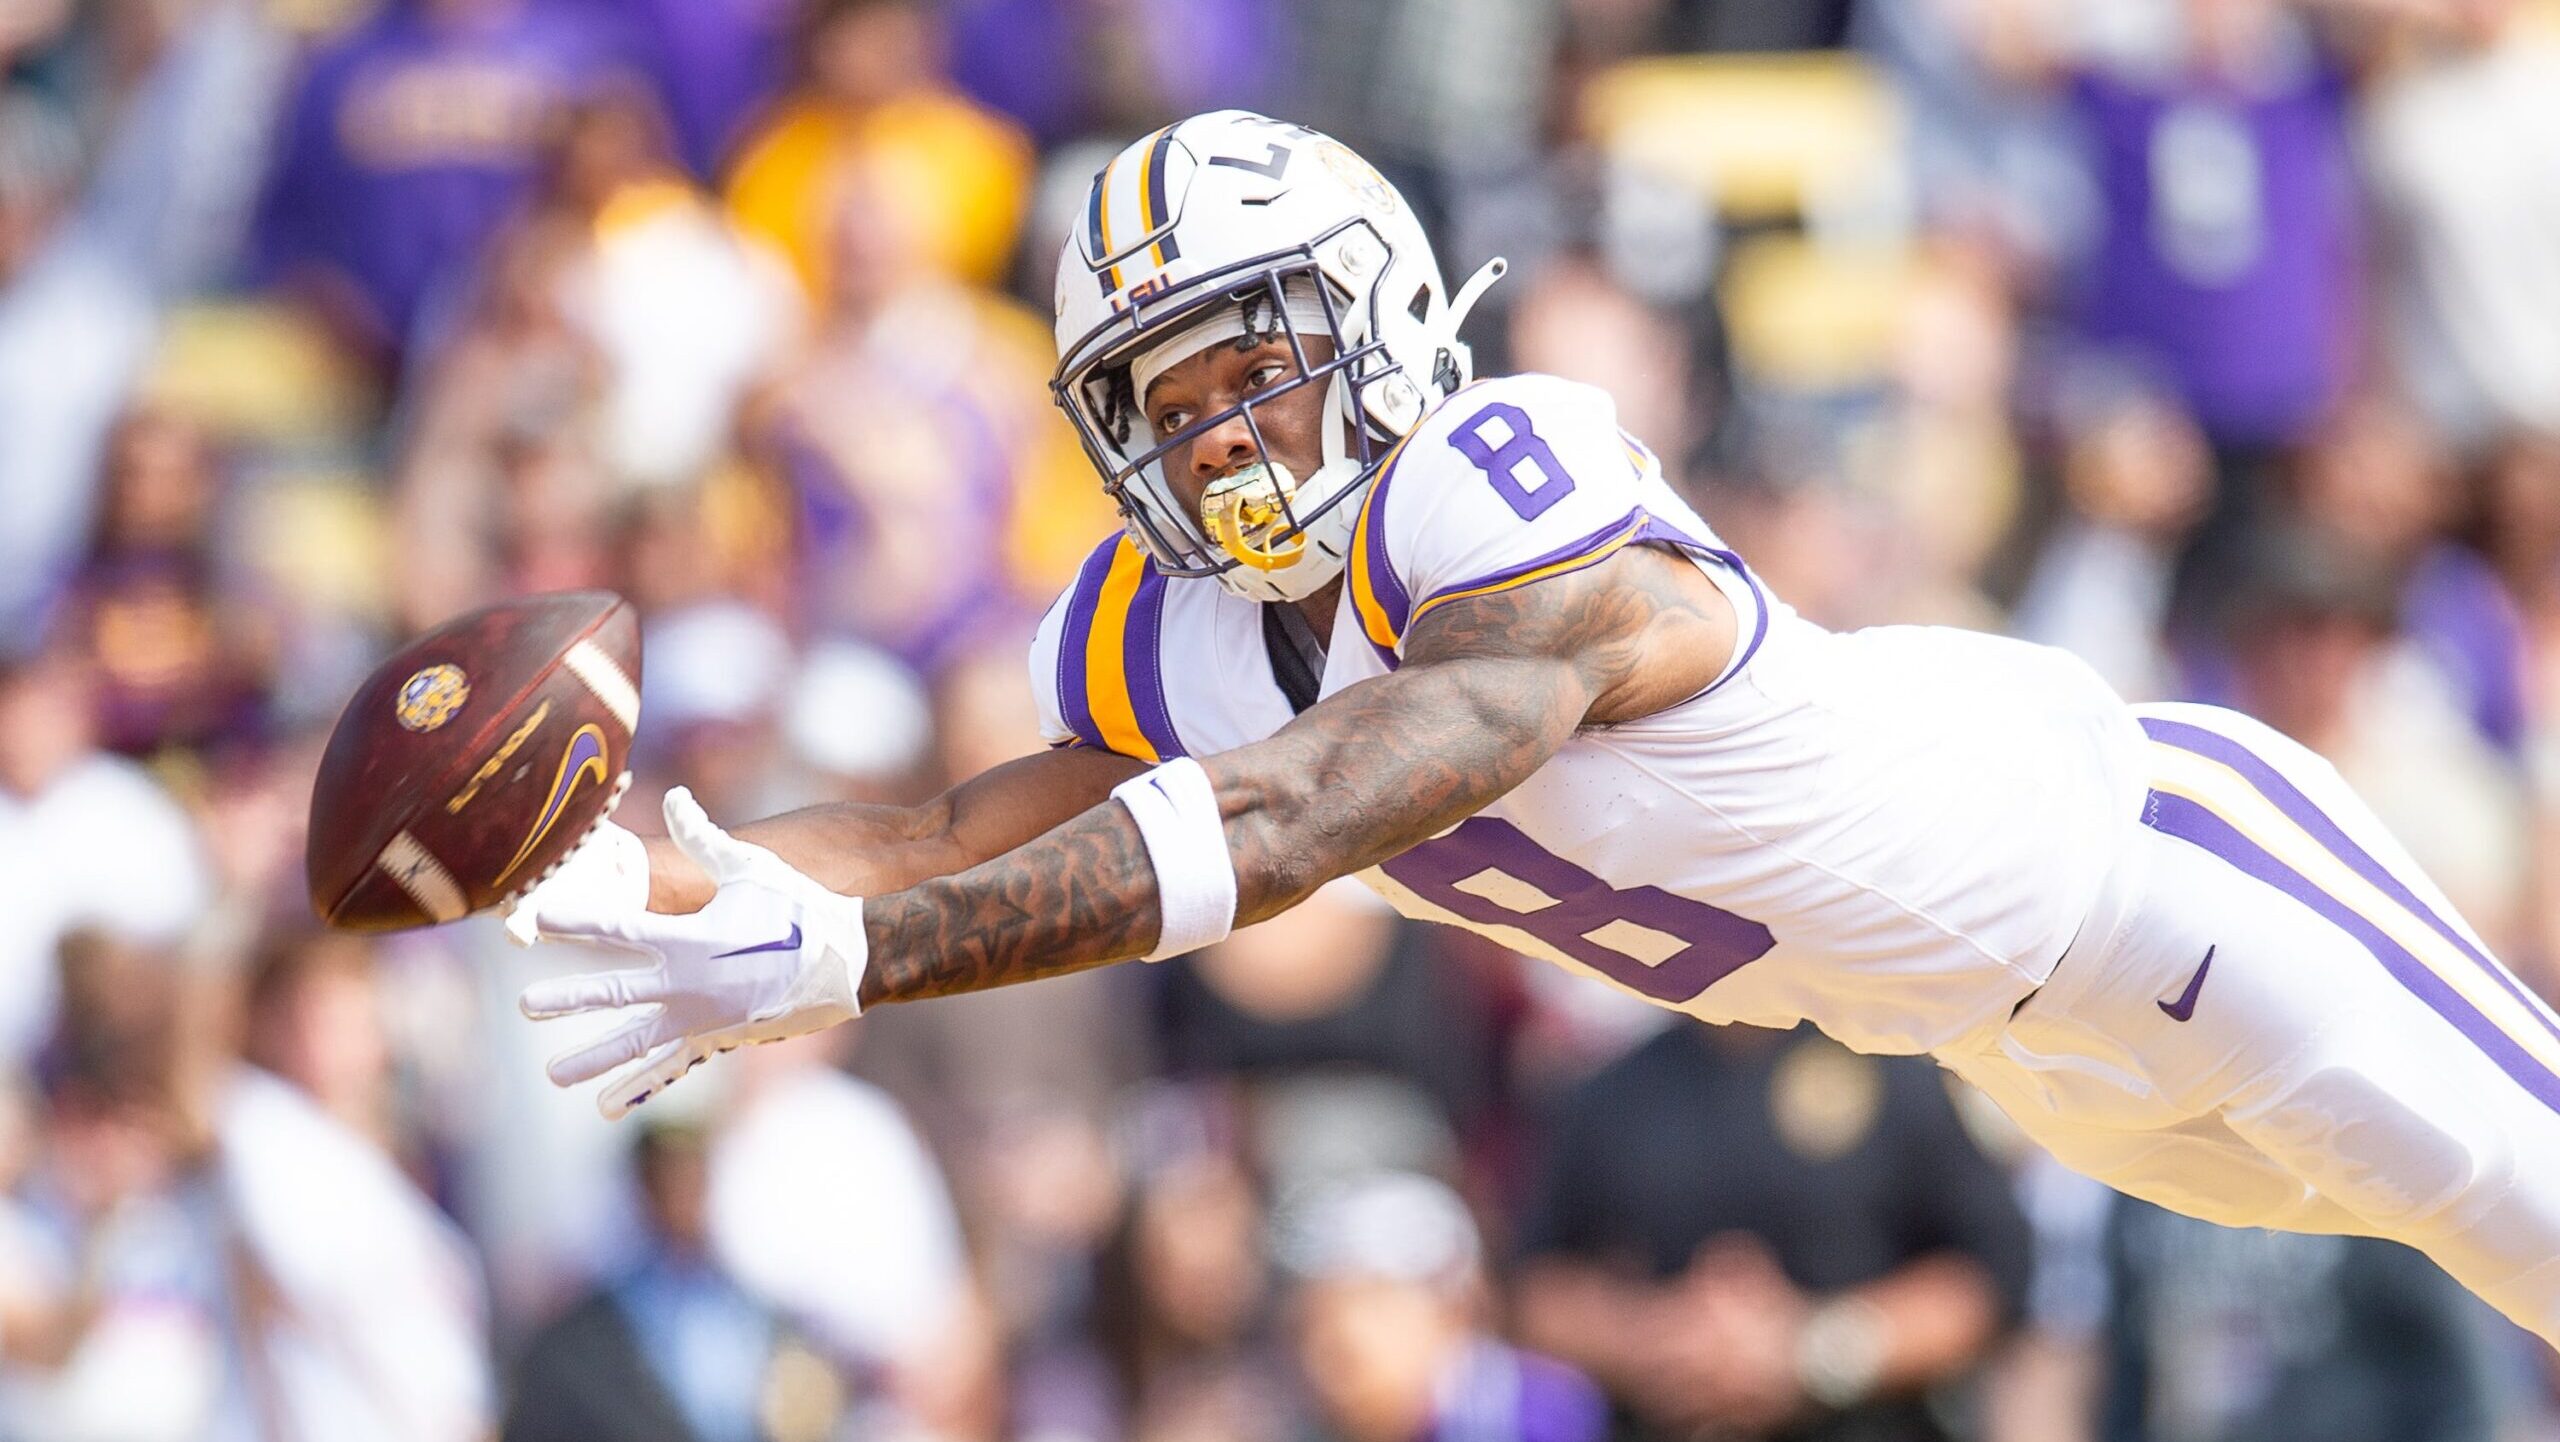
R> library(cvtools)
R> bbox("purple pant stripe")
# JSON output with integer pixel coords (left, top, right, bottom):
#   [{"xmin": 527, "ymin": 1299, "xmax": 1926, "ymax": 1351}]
[
  {"xmin": 2142, "ymin": 716, "xmax": 2560, "ymax": 1053},
  {"xmin": 2144, "ymin": 789, "xmax": 2560, "ymax": 1116}
]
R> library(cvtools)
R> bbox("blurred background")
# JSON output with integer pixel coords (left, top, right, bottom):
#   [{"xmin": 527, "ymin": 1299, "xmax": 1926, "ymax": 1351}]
[{"xmin": 4, "ymin": 0, "xmax": 2560, "ymax": 1438}]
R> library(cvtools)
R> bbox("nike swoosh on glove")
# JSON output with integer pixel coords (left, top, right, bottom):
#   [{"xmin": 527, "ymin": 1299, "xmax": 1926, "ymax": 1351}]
[{"xmin": 518, "ymin": 787, "xmax": 867, "ymax": 1119}]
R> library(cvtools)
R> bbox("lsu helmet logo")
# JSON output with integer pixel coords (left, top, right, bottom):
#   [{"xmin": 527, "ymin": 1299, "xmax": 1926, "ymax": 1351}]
[
  {"xmin": 395, "ymin": 664, "xmax": 470, "ymax": 732},
  {"xmin": 1315, "ymin": 140, "xmax": 1397, "ymax": 218}
]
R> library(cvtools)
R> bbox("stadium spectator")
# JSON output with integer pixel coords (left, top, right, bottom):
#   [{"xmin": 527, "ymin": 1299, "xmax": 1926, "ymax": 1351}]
[
  {"xmin": 2011, "ymin": 372, "xmax": 2217, "ymax": 701},
  {"xmin": 592, "ymin": 0, "xmax": 797, "ymax": 183},
  {"xmin": 1515, "ymin": 1024, "xmax": 2033, "ymax": 1442},
  {"xmin": 942, "ymin": 0, "xmax": 1293, "ymax": 151},
  {"xmin": 1156, "ymin": 880, "xmax": 1504, "ymax": 1146},
  {"xmin": 1278, "ymin": 1171, "xmax": 1607, "ymax": 1442},
  {"xmin": 251, "ymin": 0, "xmax": 642, "ymax": 365},
  {"xmin": 0, "ymin": 0, "xmax": 282, "ymax": 639},
  {"xmin": 62, "ymin": 408, "xmax": 279, "ymax": 760},
  {"xmin": 1072, "ymin": 1089, "xmax": 1295, "ymax": 1442},
  {"xmin": 504, "ymin": 1117, "xmax": 835, "ymax": 1442},
  {"xmin": 725, "ymin": 0, "xmax": 1034, "ymax": 301},
  {"xmin": 2093, "ymin": 1200, "xmax": 2502, "ymax": 1442},
  {"xmin": 2360, "ymin": 0, "xmax": 2560, "ymax": 450},
  {"xmin": 2062, "ymin": 0, "xmax": 2361, "ymax": 458},
  {"xmin": 706, "ymin": 1035, "xmax": 974, "ymax": 1409},
  {"xmin": 750, "ymin": 145, "xmax": 1089, "ymax": 671},
  {"xmin": 0, "ymin": 646, "xmax": 212, "ymax": 1067}
]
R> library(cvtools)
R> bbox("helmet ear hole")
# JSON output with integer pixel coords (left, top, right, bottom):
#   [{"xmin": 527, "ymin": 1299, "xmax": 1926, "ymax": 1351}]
[
  {"xmin": 1433, "ymin": 348, "xmax": 1462, "ymax": 395},
  {"xmin": 1407, "ymin": 284, "xmax": 1433, "ymax": 323}
]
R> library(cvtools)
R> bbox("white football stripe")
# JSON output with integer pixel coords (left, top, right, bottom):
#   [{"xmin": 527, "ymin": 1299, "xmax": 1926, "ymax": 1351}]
[
  {"xmin": 377, "ymin": 830, "xmax": 467, "ymax": 923},
  {"xmin": 564, "ymin": 639, "xmax": 640, "ymax": 734}
]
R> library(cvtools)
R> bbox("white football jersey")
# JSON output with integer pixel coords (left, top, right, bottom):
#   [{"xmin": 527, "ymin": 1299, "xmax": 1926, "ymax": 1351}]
[{"xmin": 1031, "ymin": 374, "xmax": 2151, "ymax": 1055}]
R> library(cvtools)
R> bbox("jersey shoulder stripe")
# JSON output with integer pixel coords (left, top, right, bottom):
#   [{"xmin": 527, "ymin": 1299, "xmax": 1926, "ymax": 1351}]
[
  {"xmin": 1054, "ymin": 533, "xmax": 1186, "ymax": 761},
  {"xmin": 1408, "ymin": 506, "xmax": 1651, "ymax": 626},
  {"xmin": 1347, "ymin": 431, "xmax": 1421, "ymax": 668}
]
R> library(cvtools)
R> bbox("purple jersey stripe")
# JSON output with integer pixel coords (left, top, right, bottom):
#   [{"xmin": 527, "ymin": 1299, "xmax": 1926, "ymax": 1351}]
[
  {"xmin": 2144, "ymin": 789, "xmax": 2560, "ymax": 1115},
  {"xmin": 1360, "ymin": 445, "xmax": 1416, "ymax": 640},
  {"xmin": 1056, "ymin": 536, "xmax": 1121, "ymax": 750},
  {"xmin": 1631, "ymin": 511, "xmax": 1773, "ymax": 698},
  {"xmin": 1125, "ymin": 564, "xmax": 1185, "ymax": 759},
  {"xmin": 2141, "ymin": 716, "xmax": 2560, "ymax": 1052},
  {"xmin": 1420, "ymin": 507, "xmax": 1646, "ymax": 613},
  {"xmin": 1699, "ymin": 546, "xmax": 1771, "ymax": 695}
]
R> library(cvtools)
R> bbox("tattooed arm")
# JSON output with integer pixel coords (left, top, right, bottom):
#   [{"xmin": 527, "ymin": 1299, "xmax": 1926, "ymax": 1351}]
[
  {"xmin": 636, "ymin": 744, "xmax": 1147, "ymax": 912},
  {"xmin": 855, "ymin": 544, "xmax": 1738, "ymax": 1006}
]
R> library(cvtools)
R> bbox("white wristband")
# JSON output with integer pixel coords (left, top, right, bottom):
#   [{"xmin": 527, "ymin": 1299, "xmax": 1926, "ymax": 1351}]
[{"xmin": 1111, "ymin": 757, "xmax": 1237, "ymax": 961}]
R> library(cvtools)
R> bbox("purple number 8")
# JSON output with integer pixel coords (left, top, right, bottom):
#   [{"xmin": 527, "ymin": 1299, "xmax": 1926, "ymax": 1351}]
[
  {"xmin": 1380, "ymin": 816, "xmax": 1773, "ymax": 1005},
  {"xmin": 1448, "ymin": 402, "xmax": 1575, "ymax": 520}
]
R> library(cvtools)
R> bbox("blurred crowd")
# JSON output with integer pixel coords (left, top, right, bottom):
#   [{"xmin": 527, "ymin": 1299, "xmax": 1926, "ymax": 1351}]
[{"xmin": 4, "ymin": 0, "xmax": 2560, "ymax": 1439}]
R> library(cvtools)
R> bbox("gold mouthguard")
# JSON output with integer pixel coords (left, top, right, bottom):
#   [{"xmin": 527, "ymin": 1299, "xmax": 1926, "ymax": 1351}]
[{"xmin": 1201, "ymin": 462, "xmax": 1306, "ymax": 571}]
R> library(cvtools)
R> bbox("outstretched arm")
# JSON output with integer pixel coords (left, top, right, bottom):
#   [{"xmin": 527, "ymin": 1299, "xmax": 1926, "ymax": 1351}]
[
  {"xmin": 522, "ymin": 546, "xmax": 1733, "ymax": 1117},
  {"xmin": 859, "ymin": 544, "xmax": 1734, "ymax": 1004},
  {"xmin": 638, "ymin": 744, "xmax": 1148, "ymax": 911}
]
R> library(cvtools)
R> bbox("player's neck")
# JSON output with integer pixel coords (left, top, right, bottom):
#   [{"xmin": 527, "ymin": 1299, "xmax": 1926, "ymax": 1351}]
[{"xmin": 1290, "ymin": 579, "xmax": 1344, "ymax": 642}]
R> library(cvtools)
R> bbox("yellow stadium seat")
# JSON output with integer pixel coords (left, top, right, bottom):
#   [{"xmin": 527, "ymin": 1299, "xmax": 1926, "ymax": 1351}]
[
  {"xmin": 1583, "ymin": 53, "xmax": 1903, "ymax": 224},
  {"xmin": 1719, "ymin": 234, "xmax": 1918, "ymax": 392},
  {"xmin": 139, "ymin": 301, "xmax": 375, "ymax": 445}
]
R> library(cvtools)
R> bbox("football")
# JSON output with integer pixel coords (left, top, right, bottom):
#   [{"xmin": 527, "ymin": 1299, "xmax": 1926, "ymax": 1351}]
[{"xmin": 308, "ymin": 591, "xmax": 642, "ymax": 931}]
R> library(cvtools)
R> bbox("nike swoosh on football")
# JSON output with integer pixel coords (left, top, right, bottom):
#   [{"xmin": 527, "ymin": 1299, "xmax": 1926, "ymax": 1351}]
[
  {"xmin": 712, "ymin": 923, "xmax": 802, "ymax": 960},
  {"xmin": 2157, "ymin": 945, "xmax": 2216, "ymax": 1022}
]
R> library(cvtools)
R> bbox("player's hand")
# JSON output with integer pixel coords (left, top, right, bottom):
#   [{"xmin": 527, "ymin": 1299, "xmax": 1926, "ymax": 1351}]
[
  {"xmin": 518, "ymin": 787, "xmax": 868, "ymax": 1119},
  {"xmin": 503, "ymin": 814, "xmax": 651, "ymax": 947}
]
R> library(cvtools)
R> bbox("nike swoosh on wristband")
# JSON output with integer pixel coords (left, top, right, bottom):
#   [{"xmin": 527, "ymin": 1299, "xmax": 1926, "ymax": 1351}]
[
  {"xmin": 712, "ymin": 923, "xmax": 802, "ymax": 960},
  {"xmin": 2158, "ymin": 945, "xmax": 2216, "ymax": 1022}
]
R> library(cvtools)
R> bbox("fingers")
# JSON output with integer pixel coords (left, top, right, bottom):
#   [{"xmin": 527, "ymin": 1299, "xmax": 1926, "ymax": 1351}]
[
  {"xmin": 537, "ymin": 899, "xmax": 702, "ymax": 953},
  {"xmin": 598, "ymin": 1037, "xmax": 713, "ymax": 1121},
  {"xmin": 502, "ymin": 895, "xmax": 542, "ymax": 948},
  {"xmin": 662, "ymin": 786, "xmax": 746, "ymax": 880},
  {"xmin": 545, "ymin": 1009, "xmax": 676, "ymax": 1086},
  {"xmin": 663, "ymin": 786, "xmax": 781, "ymax": 886},
  {"xmin": 518, "ymin": 966, "xmax": 670, "ymax": 1020}
]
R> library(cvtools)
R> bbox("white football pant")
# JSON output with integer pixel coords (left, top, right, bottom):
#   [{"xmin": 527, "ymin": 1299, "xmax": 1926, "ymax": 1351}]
[{"xmin": 1943, "ymin": 703, "xmax": 2560, "ymax": 1345}]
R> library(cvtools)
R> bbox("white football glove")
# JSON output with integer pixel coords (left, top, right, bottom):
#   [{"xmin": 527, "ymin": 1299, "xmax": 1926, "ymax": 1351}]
[
  {"xmin": 503, "ymin": 814, "xmax": 651, "ymax": 947},
  {"xmin": 518, "ymin": 787, "xmax": 868, "ymax": 1119}
]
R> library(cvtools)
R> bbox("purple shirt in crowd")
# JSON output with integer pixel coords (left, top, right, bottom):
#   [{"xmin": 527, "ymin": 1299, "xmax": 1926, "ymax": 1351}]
[
  {"xmin": 944, "ymin": 0, "xmax": 1287, "ymax": 148},
  {"xmin": 251, "ymin": 0, "xmax": 635, "ymax": 352},
  {"xmin": 1429, "ymin": 1340, "xmax": 1608, "ymax": 1442},
  {"xmin": 566, "ymin": 0, "xmax": 793, "ymax": 179},
  {"xmin": 2067, "ymin": 56, "xmax": 2360, "ymax": 448}
]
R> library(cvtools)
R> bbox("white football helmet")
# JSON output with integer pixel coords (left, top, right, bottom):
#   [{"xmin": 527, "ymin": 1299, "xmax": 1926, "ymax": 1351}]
[{"xmin": 1052, "ymin": 111, "xmax": 1505, "ymax": 603}]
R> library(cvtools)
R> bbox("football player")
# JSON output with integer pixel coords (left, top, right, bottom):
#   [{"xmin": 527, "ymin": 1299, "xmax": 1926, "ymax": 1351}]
[{"xmin": 515, "ymin": 112, "xmax": 2560, "ymax": 1344}]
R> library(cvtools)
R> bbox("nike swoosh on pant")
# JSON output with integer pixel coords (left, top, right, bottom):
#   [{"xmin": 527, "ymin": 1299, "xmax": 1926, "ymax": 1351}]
[{"xmin": 2158, "ymin": 945, "xmax": 2216, "ymax": 1022}]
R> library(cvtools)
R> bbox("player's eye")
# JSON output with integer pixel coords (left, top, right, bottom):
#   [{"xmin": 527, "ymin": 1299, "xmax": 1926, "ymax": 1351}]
[
  {"xmin": 1152, "ymin": 407, "xmax": 1192, "ymax": 437},
  {"xmin": 1244, "ymin": 361, "xmax": 1287, "ymax": 390}
]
